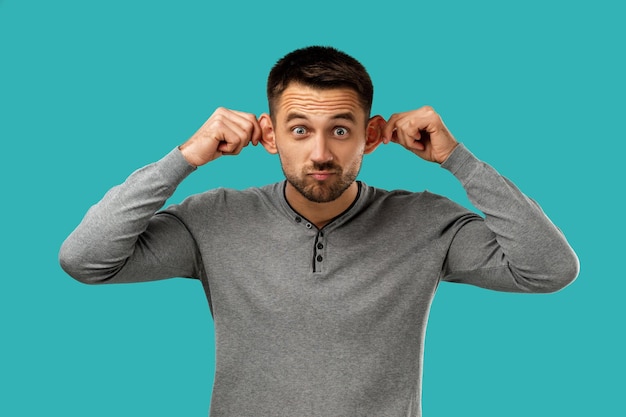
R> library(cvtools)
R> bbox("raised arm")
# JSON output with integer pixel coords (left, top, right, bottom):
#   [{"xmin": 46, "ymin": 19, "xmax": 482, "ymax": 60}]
[
  {"xmin": 59, "ymin": 108, "xmax": 261, "ymax": 284},
  {"xmin": 382, "ymin": 106, "xmax": 579, "ymax": 292}
]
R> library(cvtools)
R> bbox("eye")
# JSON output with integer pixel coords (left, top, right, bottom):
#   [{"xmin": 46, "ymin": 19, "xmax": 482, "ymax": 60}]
[
  {"xmin": 292, "ymin": 126, "xmax": 307, "ymax": 135},
  {"xmin": 334, "ymin": 127, "xmax": 349, "ymax": 137}
]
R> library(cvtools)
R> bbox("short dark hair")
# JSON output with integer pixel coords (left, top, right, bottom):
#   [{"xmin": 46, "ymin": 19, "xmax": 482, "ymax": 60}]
[{"xmin": 267, "ymin": 46, "xmax": 374, "ymax": 118}]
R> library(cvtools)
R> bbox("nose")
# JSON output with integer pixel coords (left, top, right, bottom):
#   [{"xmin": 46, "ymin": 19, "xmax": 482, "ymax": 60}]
[{"xmin": 310, "ymin": 134, "xmax": 333, "ymax": 164}]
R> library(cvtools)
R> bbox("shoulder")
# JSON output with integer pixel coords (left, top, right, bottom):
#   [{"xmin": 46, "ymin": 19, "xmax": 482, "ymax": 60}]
[
  {"xmin": 361, "ymin": 184, "xmax": 473, "ymax": 221},
  {"xmin": 164, "ymin": 182, "xmax": 283, "ymax": 220},
  {"xmin": 364, "ymin": 184, "xmax": 461, "ymax": 208}
]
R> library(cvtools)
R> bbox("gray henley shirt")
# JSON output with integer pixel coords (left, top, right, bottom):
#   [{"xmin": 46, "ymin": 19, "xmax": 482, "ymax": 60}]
[{"xmin": 60, "ymin": 144, "xmax": 579, "ymax": 416}]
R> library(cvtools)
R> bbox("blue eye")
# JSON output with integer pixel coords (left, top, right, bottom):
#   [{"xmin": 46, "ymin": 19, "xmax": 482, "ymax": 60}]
[
  {"xmin": 334, "ymin": 127, "xmax": 348, "ymax": 136},
  {"xmin": 292, "ymin": 127, "xmax": 307, "ymax": 135}
]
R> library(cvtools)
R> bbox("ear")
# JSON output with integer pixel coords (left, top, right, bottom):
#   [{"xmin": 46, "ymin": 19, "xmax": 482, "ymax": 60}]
[
  {"xmin": 364, "ymin": 115, "xmax": 385, "ymax": 154},
  {"xmin": 258, "ymin": 113, "xmax": 278, "ymax": 154}
]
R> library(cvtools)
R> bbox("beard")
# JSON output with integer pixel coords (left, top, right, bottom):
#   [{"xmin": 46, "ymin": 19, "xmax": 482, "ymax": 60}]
[{"xmin": 282, "ymin": 160, "xmax": 361, "ymax": 203}]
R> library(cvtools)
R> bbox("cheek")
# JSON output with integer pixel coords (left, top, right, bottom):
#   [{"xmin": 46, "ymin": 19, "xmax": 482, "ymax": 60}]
[
  {"xmin": 276, "ymin": 139, "xmax": 312, "ymax": 162},
  {"xmin": 276, "ymin": 146, "xmax": 301, "ymax": 171},
  {"xmin": 340, "ymin": 142, "xmax": 366, "ymax": 163}
]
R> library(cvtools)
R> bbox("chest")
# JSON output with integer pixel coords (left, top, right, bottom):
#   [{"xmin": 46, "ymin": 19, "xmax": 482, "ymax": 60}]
[{"xmin": 196, "ymin": 217, "xmax": 447, "ymax": 338}]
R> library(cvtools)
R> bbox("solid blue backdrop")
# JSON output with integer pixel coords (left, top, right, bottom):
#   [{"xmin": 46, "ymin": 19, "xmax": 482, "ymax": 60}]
[{"xmin": 1, "ymin": 0, "xmax": 623, "ymax": 415}]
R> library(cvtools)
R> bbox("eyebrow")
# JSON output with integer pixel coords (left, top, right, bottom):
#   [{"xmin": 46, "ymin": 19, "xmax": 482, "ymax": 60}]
[{"xmin": 285, "ymin": 112, "xmax": 356, "ymax": 123}]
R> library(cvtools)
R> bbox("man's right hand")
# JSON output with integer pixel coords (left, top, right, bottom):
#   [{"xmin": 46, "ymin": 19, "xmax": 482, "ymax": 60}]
[{"xmin": 179, "ymin": 107, "xmax": 262, "ymax": 167}]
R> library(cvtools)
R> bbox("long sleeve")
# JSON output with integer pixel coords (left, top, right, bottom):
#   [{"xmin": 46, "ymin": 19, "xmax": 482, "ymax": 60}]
[
  {"xmin": 59, "ymin": 148, "xmax": 202, "ymax": 284},
  {"xmin": 440, "ymin": 144, "xmax": 579, "ymax": 292}
]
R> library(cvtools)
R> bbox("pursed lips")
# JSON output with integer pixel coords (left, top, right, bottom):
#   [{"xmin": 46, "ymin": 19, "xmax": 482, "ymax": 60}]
[{"xmin": 308, "ymin": 171, "xmax": 337, "ymax": 180}]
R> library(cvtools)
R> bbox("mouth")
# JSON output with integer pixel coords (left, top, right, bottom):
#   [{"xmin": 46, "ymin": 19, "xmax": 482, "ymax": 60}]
[{"xmin": 308, "ymin": 171, "xmax": 336, "ymax": 181}]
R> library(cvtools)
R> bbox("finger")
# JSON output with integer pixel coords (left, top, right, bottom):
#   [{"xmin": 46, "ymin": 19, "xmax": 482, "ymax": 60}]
[
  {"xmin": 213, "ymin": 123, "xmax": 246, "ymax": 155},
  {"xmin": 213, "ymin": 114, "xmax": 258, "ymax": 155},
  {"xmin": 230, "ymin": 110, "xmax": 262, "ymax": 146},
  {"xmin": 218, "ymin": 115, "xmax": 256, "ymax": 152},
  {"xmin": 249, "ymin": 116, "xmax": 262, "ymax": 146},
  {"xmin": 382, "ymin": 113, "xmax": 401, "ymax": 144},
  {"xmin": 410, "ymin": 138, "xmax": 425, "ymax": 151},
  {"xmin": 394, "ymin": 127, "xmax": 419, "ymax": 149},
  {"xmin": 395, "ymin": 118, "xmax": 431, "ymax": 152},
  {"xmin": 211, "ymin": 108, "xmax": 253, "ymax": 146},
  {"xmin": 248, "ymin": 114, "xmax": 263, "ymax": 146}
]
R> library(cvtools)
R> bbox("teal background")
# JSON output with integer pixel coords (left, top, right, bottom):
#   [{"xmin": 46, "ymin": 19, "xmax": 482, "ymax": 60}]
[{"xmin": 1, "ymin": 0, "xmax": 623, "ymax": 415}]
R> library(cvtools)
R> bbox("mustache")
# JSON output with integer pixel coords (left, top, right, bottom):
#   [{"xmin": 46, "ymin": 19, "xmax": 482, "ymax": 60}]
[{"xmin": 310, "ymin": 162, "xmax": 342, "ymax": 172}]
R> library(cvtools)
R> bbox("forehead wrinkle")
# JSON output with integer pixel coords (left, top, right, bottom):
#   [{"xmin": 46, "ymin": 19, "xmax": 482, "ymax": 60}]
[
  {"xmin": 277, "ymin": 89, "xmax": 363, "ymax": 122},
  {"xmin": 282, "ymin": 96, "xmax": 359, "ymax": 113}
]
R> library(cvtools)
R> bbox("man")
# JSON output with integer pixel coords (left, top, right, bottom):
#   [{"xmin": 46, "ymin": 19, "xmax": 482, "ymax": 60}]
[{"xmin": 60, "ymin": 46, "xmax": 579, "ymax": 416}]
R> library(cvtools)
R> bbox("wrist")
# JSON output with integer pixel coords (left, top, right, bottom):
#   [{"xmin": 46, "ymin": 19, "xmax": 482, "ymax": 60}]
[
  {"xmin": 437, "ymin": 142, "xmax": 460, "ymax": 164},
  {"xmin": 178, "ymin": 143, "xmax": 202, "ymax": 168}
]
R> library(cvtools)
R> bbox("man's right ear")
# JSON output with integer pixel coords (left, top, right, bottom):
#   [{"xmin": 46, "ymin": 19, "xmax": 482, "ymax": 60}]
[{"xmin": 258, "ymin": 114, "xmax": 278, "ymax": 154}]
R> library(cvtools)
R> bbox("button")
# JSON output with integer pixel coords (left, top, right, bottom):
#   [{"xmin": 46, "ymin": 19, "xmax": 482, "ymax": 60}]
[
  {"xmin": 306, "ymin": 223, "xmax": 312, "ymax": 229},
  {"xmin": 316, "ymin": 255, "xmax": 323, "ymax": 262},
  {"xmin": 295, "ymin": 216, "xmax": 302, "ymax": 223},
  {"xmin": 317, "ymin": 243, "xmax": 324, "ymax": 250}
]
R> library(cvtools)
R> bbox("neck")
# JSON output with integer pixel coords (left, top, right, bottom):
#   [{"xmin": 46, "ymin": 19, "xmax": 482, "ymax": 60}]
[{"xmin": 285, "ymin": 181, "xmax": 359, "ymax": 229}]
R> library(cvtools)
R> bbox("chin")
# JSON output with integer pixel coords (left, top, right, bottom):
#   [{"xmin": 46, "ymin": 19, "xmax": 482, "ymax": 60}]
[{"xmin": 301, "ymin": 182, "xmax": 351, "ymax": 204}]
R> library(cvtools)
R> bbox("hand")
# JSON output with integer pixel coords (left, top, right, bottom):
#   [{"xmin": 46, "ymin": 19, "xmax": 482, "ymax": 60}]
[
  {"xmin": 382, "ymin": 106, "xmax": 458, "ymax": 164},
  {"xmin": 179, "ymin": 107, "xmax": 262, "ymax": 167}
]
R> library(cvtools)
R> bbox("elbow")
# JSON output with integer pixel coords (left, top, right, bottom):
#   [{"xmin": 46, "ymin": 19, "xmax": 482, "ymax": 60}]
[
  {"xmin": 58, "ymin": 240, "xmax": 108, "ymax": 285},
  {"xmin": 548, "ymin": 248, "xmax": 580, "ymax": 292},
  {"xmin": 541, "ymin": 264, "xmax": 578, "ymax": 293},
  {"xmin": 523, "ymin": 250, "xmax": 580, "ymax": 293},
  {"xmin": 58, "ymin": 246, "xmax": 93, "ymax": 285}
]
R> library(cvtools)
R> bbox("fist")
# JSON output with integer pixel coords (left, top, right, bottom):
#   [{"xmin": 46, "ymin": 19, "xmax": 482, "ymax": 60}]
[
  {"xmin": 179, "ymin": 107, "xmax": 262, "ymax": 167},
  {"xmin": 382, "ymin": 106, "xmax": 458, "ymax": 164}
]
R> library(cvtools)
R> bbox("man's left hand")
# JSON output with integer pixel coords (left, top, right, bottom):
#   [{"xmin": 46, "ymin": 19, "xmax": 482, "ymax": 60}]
[{"xmin": 382, "ymin": 106, "xmax": 459, "ymax": 164}]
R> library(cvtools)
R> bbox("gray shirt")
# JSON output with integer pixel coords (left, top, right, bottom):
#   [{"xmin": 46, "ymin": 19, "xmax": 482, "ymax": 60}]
[{"xmin": 60, "ymin": 144, "xmax": 578, "ymax": 416}]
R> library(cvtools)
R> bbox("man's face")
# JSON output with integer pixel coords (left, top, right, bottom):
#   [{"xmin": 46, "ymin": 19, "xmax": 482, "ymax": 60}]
[{"xmin": 269, "ymin": 83, "xmax": 370, "ymax": 203}]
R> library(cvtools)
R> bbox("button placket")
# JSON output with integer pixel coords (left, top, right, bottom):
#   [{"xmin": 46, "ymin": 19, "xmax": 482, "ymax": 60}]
[
  {"xmin": 313, "ymin": 230, "xmax": 326, "ymax": 273},
  {"xmin": 291, "ymin": 214, "xmax": 326, "ymax": 273}
]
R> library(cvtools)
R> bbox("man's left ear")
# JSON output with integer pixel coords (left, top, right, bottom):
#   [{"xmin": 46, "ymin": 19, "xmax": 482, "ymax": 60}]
[{"xmin": 364, "ymin": 115, "xmax": 385, "ymax": 154}]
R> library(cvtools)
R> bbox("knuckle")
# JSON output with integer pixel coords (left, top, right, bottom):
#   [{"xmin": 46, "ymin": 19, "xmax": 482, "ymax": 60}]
[
  {"xmin": 213, "ymin": 118, "xmax": 225, "ymax": 129},
  {"xmin": 211, "ymin": 111, "xmax": 224, "ymax": 122}
]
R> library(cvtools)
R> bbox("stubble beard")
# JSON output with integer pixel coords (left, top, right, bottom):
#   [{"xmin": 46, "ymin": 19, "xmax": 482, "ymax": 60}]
[{"xmin": 283, "ymin": 160, "xmax": 361, "ymax": 203}]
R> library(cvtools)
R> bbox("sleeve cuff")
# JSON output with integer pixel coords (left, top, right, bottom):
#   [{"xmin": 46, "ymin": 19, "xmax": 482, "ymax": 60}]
[
  {"xmin": 156, "ymin": 147, "xmax": 197, "ymax": 185},
  {"xmin": 440, "ymin": 143, "xmax": 482, "ymax": 184}
]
